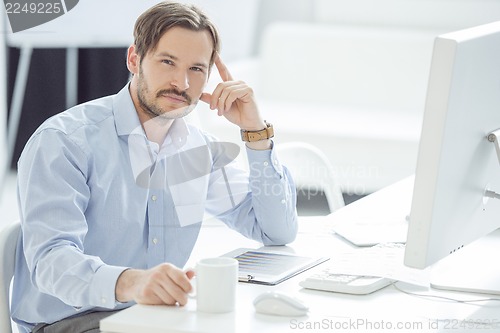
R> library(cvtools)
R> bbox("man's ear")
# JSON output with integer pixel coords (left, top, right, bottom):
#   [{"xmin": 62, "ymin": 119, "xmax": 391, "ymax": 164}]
[{"xmin": 127, "ymin": 45, "xmax": 140, "ymax": 75}]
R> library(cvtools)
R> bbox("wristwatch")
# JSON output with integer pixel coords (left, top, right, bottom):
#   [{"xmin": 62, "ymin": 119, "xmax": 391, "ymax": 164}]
[{"xmin": 240, "ymin": 121, "xmax": 274, "ymax": 142}]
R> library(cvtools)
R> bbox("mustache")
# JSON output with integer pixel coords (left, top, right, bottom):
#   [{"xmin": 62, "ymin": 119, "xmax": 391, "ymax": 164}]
[{"xmin": 157, "ymin": 89, "xmax": 192, "ymax": 104}]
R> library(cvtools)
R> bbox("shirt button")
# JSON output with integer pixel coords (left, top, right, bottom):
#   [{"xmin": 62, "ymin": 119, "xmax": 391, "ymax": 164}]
[
  {"xmin": 281, "ymin": 199, "xmax": 286, "ymax": 204},
  {"xmin": 152, "ymin": 238, "xmax": 159, "ymax": 245},
  {"xmin": 151, "ymin": 195, "xmax": 157, "ymax": 201},
  {"xmin": 101, "ymin": 297, "xmax": 107, "ymax": 304},
  {"xmin": 263, "ymin": 161, "xmax": 269, "ymax": 167},
  {"xmin": 274, "ymin": 160, "xmax": 278, "ymax": 165}
]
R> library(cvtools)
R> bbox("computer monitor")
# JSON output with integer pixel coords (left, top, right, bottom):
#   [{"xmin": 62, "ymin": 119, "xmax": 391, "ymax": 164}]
[{"xmin": 404, "ymin": 21, "xmax": 500, "ymax": 294}]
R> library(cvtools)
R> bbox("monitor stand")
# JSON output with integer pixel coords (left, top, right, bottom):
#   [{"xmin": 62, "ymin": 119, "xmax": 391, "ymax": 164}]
[
  {"xmin": 430, "ymin": 229, "xmax": 500, "ymax": 295},
  {"xmin": 432, "ymin": 133, "xmax": 500, "ymax": 295}
]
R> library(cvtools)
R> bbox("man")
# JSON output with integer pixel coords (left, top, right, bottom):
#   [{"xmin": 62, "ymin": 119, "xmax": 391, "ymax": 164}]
[{"xmin": 11, "ymin": 2, "xmax": 298, "ymax": 332}]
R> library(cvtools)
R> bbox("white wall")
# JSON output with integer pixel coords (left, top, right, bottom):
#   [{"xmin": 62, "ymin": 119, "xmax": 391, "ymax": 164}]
[
  {"xmin": 4, "ymin": 0, "xmax": 259, "ymax": 61},
  {"xmin": 252, "ymin": 0, "xmax": 315, "ymax": 55},
  {"xmin": 315, "ymin": 0, "xmax": 500, "ymax": 31}
]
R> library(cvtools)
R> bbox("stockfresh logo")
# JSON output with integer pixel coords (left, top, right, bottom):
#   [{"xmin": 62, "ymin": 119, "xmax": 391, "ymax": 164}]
[{"xmin": 4, "ymin": 0, "xmax": 79, "ymax": 33}]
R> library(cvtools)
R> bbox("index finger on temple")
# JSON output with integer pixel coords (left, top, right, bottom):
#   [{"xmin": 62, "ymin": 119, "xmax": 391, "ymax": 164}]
[{"xmin": 215, "ymin": 53, "xmax": 234, "ymax": 82}]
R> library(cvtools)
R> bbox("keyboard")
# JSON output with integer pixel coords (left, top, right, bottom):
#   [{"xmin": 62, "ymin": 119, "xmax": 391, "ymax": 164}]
[{"xmin": 299, "ymin": 267, "xmax": 393, "ymax": 295}]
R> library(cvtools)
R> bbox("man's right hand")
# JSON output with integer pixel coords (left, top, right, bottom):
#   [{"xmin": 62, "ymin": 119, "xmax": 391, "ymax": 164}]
[{"xmin": 115, "ymin": 263, "xmax": 195, "ymax": 306}]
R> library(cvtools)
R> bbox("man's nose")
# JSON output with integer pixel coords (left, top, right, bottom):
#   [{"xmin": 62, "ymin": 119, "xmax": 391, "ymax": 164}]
[{"xmin": 170, "ymin": 69, "xmax": 189, "ymax": 91}]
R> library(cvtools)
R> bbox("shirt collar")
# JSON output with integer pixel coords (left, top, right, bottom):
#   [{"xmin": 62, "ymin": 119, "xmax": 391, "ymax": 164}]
[{"xmin": 113, "ymin": 83, "xmax": 141, "ymax": 137}]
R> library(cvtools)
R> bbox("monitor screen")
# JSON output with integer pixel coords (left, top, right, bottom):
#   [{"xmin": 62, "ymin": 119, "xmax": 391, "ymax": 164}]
[{"xmin": 404, "ymin": 21, "xmax": 500, "ymax": 294}]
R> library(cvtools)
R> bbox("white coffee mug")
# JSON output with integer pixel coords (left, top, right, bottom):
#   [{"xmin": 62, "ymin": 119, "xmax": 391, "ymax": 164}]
[{"xmin": 191, "ymin": 257, "xmax": 238, "ymax": 313}]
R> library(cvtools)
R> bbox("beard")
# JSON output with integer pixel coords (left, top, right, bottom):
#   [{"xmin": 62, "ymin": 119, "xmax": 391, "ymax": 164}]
[{"xmin": 136, "ymin": 69, "xmax": 197, "ymax": 120}]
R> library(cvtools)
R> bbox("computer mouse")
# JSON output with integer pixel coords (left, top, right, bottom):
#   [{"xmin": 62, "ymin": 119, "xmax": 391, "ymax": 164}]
[{"xmin": 253, "ymin": 291, "xmax": 309, "ymax": 317}]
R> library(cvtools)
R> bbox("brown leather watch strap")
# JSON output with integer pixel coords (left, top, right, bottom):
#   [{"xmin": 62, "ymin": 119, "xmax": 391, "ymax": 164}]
[{"xmin": 240, "ymin": 121, "xmax": 274, "ymax": 142}]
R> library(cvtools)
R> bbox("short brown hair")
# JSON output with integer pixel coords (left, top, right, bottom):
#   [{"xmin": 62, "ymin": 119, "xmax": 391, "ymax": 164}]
[{"xmin": 133, "ymin": 1, "xmax": 221, "ymax": 67}]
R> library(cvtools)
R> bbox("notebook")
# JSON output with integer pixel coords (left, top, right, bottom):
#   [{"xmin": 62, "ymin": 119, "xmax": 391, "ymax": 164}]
[{"xmin": 222, "ymin": 248, "xmax": 329, "ymax": 285}]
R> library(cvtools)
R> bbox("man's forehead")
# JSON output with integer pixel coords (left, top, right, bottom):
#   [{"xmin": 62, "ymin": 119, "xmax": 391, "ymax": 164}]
[{"xmin": 152, "ymin": 27, "xmax": 213, "ymax": 64}]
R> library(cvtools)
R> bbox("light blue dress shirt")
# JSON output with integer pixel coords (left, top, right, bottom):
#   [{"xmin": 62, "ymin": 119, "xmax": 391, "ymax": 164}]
[{"xmin": 12, "ymin": 84, "xmax": 298, "ymax": 332}]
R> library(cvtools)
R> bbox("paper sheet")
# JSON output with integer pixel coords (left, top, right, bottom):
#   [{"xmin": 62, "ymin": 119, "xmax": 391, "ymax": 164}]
[{"xmin": 326, "ymin": 243, "xmax": 430, "ymax": 286}]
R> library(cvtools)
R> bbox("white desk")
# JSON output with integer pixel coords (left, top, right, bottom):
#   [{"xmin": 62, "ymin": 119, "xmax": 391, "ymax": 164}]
[{"xmin": 100, "ymin": 177, "xmax": 500, "ymax": 333}]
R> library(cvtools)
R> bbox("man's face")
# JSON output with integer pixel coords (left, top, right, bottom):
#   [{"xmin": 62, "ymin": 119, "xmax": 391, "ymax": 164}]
[{"xmin": 132, "ymin": 26, "xmax": 213, "ymax": 120}]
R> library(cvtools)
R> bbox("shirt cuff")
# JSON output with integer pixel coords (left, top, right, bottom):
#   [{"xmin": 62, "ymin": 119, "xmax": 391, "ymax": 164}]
[
  {"xmin": 245, "ymin": 142, "xmax": 284, "ymax": 178},
  {"xmin": 89, "ymin": 265, "xmax": 129, "ymax": 309}
]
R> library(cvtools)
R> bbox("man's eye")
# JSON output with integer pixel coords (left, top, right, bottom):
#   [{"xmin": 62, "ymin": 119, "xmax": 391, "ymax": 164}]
[
  {"xmin": 191, "ymin": 67, "xmax": 204, "ymax": 72},
  {"xmin": 162, "ymin": 60, "xmax": 174, "ymax": 65}
]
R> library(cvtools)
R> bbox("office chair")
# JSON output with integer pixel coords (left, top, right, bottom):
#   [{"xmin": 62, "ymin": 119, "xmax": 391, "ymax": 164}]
[
  {"xmin": 275, "ymin": 142, "xmax": 345, "ymax": 214},
  {"xmin": 0, "ymin": 221, "xmax": 21, "ymax": 333}
]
